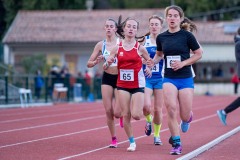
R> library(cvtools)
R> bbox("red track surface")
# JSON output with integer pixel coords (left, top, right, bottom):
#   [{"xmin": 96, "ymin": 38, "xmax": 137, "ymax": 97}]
[{"xmin": 0, "ymin": 95, "xmax": 239, "ymax": 160}]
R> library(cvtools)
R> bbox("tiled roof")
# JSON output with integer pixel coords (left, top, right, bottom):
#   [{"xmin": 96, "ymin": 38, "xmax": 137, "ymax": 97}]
[
  {"xmin": 194, "ymin": 21, "xmax": 239, "ymax": 44},
  {"xmin": 2, "ymin": 9, "xmax": 239, "ymax": 44}
]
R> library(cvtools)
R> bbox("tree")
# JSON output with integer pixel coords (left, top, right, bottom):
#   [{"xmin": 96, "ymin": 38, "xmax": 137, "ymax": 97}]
[
  {"xmin": 1, "ymin": 0, "xmax": 239, "ymax": 40},
  {"xmin": 0, "ymin": 0, "xmax": 6, "ymax": 40},
  {"xmin": 179, "ymin": 0, "xmax": 240, "ymax": 20},
  {"xmin": 107, "ymin": 0, "xmax": 169, "ymax": 9},
  {"xmin": 21, "ymin": 54, "xmax": 46, "ymax": 74},
  {"xmin": 2, "ymin": 0, "xmax": 86, "ymax": 39}
]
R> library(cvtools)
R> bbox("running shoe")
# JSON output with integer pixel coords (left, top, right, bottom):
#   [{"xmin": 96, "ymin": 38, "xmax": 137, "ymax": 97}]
[
  {"xmin": 170, "ymin": 144, "xmax": 182, "ymax": 155},
  {"xmin": 119, "ymin": 117, "xmax": 124, "ymax": 128},
  {"xmin": 127, "ymin": 142, "xmax": 136, "ymax": 152},
  {"xmin": 168, "ymin": 137, "xmax": 182, "ymax": 155},
  {"xmin": 217, "ymin": 110, "xmax": 227, "ymax": 126},
  {"xmin": 109, "ymin": 139, "xmax": 117, "ymax": 148},
  {"xmin": 180, "ymin": 112, "xmax": 193, "ymax": 133},
  {"xmin": 154, "ymin": 137, "xmax": 163, "ymax": 145},
  {"xmin": 145, "ymin": 122, "xmax": 152, "ymax": 136}
]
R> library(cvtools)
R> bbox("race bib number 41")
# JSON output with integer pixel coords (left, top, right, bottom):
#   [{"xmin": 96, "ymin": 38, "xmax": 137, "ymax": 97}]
[
  {"xmin": 166, "ymin": 55, "xmax": 181, "ymax": 68},
  {"xmin": 120, "ymin": 69, "xmax": 134, "ymax": 81}
]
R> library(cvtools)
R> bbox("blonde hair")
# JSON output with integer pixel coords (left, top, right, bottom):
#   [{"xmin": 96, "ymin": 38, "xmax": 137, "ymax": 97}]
[{"xmin": 149, "ymin": 15, "xmax": 164, "ymax": 25}]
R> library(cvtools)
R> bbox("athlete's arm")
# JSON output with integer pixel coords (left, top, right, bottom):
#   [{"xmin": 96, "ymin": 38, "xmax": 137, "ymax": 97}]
[
  {"xmin": 103, "ymin": 45, "xmax": 118, "ymax": 70},
  {"xmin": 147, "ymin": 50, "xmax": 163, "ymax": 68},
  {"xmin": 139, "ymin": 45, "xmax": 152, "ymax": 77},
  {"xmin": 87, "ymin": 41, "xmax": 103, "ymax": 68},
  {"xmin": 171, "ymin": 48, "xmax": 202, "ymax": 71}
]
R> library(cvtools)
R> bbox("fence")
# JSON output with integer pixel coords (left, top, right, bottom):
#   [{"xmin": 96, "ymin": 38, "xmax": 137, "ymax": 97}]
[{"xmin": 0, "ymin": 74, "xmax": 102, "ymax": 105}]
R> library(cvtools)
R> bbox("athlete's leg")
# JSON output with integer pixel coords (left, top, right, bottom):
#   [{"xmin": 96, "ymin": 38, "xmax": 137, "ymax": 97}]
[
  {"xmin": 131, "ymin": 92, "xmax": 145, "ymax": 120},
  {"xmin": 179, "ymin": 88, "xmax": 194, "ymax": 123},
  {"xmin": 153, "ymin": 89, "xmax": 163, "ymax": 140},
  {"xmin": 143, "ymin": 87, "xmax": 153, "ymax": 136},
  {"xmin": 113, "ymin": 88, "xmax": 122, "ymax": 118},
  {"xmin": 163, "ymin": 83, "xmax": 179, "ymax": 137},
  {"xmin": 113, "ymin": 88, "xmax": 124, "ymax": 128},
  {"xmin": 179, "ymin": 88, "xmax": 193, "ymax": 133},
  {"xmin": 117, "ymin": 89, "xmax": 132, "ymax": 137},
  {"xmin": 101, "ymin": 85, "xmax": 115, "ymax": 138},
  {"xmin": 143, "ymin": 87, "xmax": 153, "ymax": 118}
]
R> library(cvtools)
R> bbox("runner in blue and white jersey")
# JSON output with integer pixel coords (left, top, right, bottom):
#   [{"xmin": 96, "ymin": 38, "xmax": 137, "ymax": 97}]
[{"xmin": 142, "ymin": 15, "xmax": 164, "ymax": 146}]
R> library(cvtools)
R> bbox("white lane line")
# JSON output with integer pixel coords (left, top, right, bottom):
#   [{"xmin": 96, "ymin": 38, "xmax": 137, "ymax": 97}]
[
  {"xmin": 0, "ymin": 115, "xmax": 105, "ymax": 134},
  {"xmin": 0, "ymin": 125, "xmax": 108, "ymax": 149},
  {"xmin": 57, "ymin": 127, "xmax": 170, "ymax": 160},
  {"xmin": 0, "ymin": 96, "xmax": 226, "ymax": 123},
  {"xmin": 176, "ymin": 126, "xmax": 240, "ymax": 160},
  {"xmin": 56, "ymin": 114, "xmax": 219, "ymax": 160},
  {"xmin": 0, "ymin": 118, "xmax": 145, "ymax": 149},
  {"xmin": 0, "ymin": 107, "xmax": 76, "ymax": 117},
  {"xmin": 0, "ymin": 103, "xmax": 102, "ymax": 117},
  {"xmin": 0, "ymin": 113, "xmax": 217, "ymax": 150},
  {"xmin": 0, "ymin": 109, "xmax": 103, "ymax": 123}
]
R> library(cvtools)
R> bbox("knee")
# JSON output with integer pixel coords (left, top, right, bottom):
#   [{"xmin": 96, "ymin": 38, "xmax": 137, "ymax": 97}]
[
  {"xmin": 166, "ymin": 107, "xmax": 177, "ymax": 119},
  {"xmin": 105, "ymin": 109, "xmax": 114, "ymax": 118},
  {"xmin": 143, "ymin": 106, "xmax": 151, "ymax": 115},
  {"xmin": 153, "ymin": 110, "xmax": 162, "ymax": 117},
  {"xmin": 180, "ymin": 111, "xmax": 192, "ymax": 122},
  {"xmin": 131, "ymin": 113, "xmax": 142, "ymax": 120},
  {"xmin": 132, "ymin": 115, "xmax": 141, "ymax": 120},
  {"xmin": 114, "ymin": 112, "xmax": 122, "ymax": 119}
]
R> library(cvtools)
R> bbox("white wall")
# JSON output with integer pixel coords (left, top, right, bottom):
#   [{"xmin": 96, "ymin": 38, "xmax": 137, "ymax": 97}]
[
  {"xmin": 195, "ymin": 83, "xmax": 236, "ymax": 95},
  {"xmin": 200, "ymin": 44, "xmax": 235, "ymax": 62}
]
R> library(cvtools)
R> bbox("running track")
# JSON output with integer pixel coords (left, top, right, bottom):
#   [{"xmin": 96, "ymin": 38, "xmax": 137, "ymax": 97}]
[{"xmin": 0, "ymin": 95, "xmax": 239, "ymax": 160}]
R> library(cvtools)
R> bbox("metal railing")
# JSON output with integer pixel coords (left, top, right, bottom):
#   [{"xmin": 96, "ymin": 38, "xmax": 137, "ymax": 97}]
[{"xmin": 0, "ymin": 75, "xmax": 102, "ymax": 105}]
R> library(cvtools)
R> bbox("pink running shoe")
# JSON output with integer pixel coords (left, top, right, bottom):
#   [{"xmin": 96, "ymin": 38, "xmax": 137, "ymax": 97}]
[
  {"xmin": 109, "ymin": 139, "xmax": 118, "ymax": 148},
  {"xmin": 119, "ymin": 117, "xmax": 123, "ymax": 128}
]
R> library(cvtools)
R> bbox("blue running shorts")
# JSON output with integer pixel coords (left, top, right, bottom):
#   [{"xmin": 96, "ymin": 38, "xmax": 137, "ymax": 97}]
[
  {"xmin": 145, "ymin": 78, "xmax": 163, "ymax": 90},
  {"xmin": 163, "ymin": 77, "xmax": 194, "ymax": 90}
]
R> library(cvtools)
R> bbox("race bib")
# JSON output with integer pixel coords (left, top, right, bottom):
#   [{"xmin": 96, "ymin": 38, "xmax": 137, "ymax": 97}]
[
  {"xmin": 111, "ymin": 57, "xmax": 117, "ymax": 66},
  {"xmin": 166, "ymin": 55, "xmax": 181, "ymax": 68},
  {"xmin": 151, "ymin": 63, "xmax": 159, "ymax": 72},
  {"xmin": 104, "ymin": 54, "xmax": 117, "ymax": 66},
  {"xmin": 120, "ymin": 69, "xmax": 134, "ymax": 81}
]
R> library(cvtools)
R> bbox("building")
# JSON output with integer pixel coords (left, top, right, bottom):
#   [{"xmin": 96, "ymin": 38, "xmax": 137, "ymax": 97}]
[
  {"xmin": 2, "ymin": 9, "xmax": 240, "ymax": 94},
  {"xmin": 2, "ymin": 9, "xmax": 165, "ymax": 76}
]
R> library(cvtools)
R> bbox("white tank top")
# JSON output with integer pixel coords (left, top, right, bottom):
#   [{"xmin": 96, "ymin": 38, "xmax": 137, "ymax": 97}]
[{"xmin": 102, "ymin": 38, "xmax": 119, "ymax": 67}]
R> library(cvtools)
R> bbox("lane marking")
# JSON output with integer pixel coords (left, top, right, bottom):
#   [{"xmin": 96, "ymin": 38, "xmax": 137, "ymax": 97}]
[
  {"xmin": 0, "ymin": 112, "xmax": 219, "ymax": 149},
  {"xmin": 176, "ymin": 126, "xmax": 240, "ymax": 160},
  {"xmin": 57, "ymin": 128, "xmax": 170, "ymax": 160},
  {"xmin": 0, "ymin": 125, "xmax": 108, "ymax": 149},
  {"xmin": 58, "ymin": 114, "xmax": 231, "ymax": 160},
  {"xmin": 0, "ymin": 103, "xmax": 103, "ymax": 117},
  {"xmin": 57, "ymin": 114, "xmax": 219, "ymax": 160},
  {"xmin": 0, "ymin": 109, "xmax": 104, "ymax": 123},
  {"xmin": 0, "ymin": 115, "xmax": 105, "ymax": 134}
]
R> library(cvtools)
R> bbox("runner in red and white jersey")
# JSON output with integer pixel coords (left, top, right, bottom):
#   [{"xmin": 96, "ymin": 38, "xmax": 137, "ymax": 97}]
[
  {"xmin": 104, "ymin": 16, "xmax": 153, "ymax": 152},
  {"xmin": 117, "ymin": 41, "xmax": 145, "ymax": 88}
]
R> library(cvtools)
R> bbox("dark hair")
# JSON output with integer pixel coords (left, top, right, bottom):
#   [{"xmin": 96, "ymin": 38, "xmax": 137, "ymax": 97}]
[
  {"xmin": 115, "ymin": 15, "xmax": 141, "ymax": 39},
  {"xmin": 116, "ymin": 15, "xmax": 125, "ymax": 39},
  {"xmin": 181, "ymin": 17, "xmax": 197, "ymax": 32},
  {"xmin": 106, "ymin": 18, "xmax": 117, "ymax": 28}
]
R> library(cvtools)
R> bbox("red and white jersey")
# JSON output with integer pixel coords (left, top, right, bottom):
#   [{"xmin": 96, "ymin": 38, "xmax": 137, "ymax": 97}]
[{"xmin": 117, "ymin": 41, "xmax": 145, "ymax": 88}]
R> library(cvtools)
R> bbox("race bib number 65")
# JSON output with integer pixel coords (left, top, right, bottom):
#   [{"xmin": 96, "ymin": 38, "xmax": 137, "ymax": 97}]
[{"xmin": 120, "ymin": 69, "xmax": 134, "ymax": 81}]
